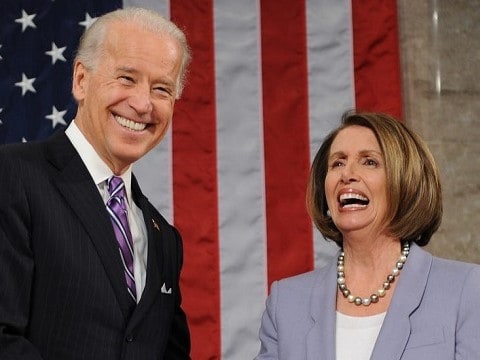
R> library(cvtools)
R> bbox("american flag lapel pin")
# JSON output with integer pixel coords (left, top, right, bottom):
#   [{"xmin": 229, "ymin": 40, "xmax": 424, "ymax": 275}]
[{"xmin": 152, "ymin": 218, "xmax": 160, "ymax": 231}]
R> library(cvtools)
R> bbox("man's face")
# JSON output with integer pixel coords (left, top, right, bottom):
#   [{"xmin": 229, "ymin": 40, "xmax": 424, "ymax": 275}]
[{"xmin": 73, "ymin": 21, "xmax": 183, "ymax": 174}]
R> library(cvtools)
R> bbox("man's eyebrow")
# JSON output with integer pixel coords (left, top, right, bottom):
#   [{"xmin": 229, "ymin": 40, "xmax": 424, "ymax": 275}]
[{"xmin": 116, "ymin": 66, "xmax": 138, "ymax": 74}]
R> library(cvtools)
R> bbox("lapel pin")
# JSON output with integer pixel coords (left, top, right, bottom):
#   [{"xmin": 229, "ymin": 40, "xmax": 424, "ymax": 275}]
[{"xmin": 152, "ymin": 218, "xmax": 160, "ymax": 231}]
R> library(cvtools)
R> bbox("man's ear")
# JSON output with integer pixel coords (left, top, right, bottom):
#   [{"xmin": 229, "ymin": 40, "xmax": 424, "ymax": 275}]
[{"xmin": 72, "ymin": 61, "xmax": 87, "ymax": 101}]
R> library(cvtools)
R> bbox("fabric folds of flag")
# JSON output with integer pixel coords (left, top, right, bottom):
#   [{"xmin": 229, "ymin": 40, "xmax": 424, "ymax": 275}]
[{"xmin": 0, "ymin": 0, "xmax": 402, "ymax": 359}]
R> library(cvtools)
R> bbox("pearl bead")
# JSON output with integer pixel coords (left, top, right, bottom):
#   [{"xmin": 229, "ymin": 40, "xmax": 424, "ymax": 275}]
[
  {"xmin": 347, "ymin": 294, "xmax": 355, "ymax": 303},
  {"xmin": 354, "ymin": 297, "xmax": 362, "ymax": 306},
  {"xmin": 362, "ymin": 297, "xmax": 371, "ymax": 306},
  {"xmin": 377, "ymin": 289, "xmax": 386, "ymax": 297},
  {"xmin": 337, "ymin": 277, "xmax": 345, "ymax": 285}
]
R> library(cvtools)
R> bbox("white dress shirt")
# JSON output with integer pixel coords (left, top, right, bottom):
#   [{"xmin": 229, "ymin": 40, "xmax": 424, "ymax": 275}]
[{"xmin": 66, "ymin": 120, "xmax": 148, "ymax": 302}]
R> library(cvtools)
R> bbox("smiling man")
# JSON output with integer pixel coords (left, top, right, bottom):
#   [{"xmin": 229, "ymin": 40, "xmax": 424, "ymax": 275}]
[{"xmin": 0, "ymin": 8, "xmax": 191, "ymax": 360}]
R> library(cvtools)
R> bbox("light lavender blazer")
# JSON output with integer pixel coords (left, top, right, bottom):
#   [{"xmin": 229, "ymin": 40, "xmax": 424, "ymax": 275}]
[{"xmin": 255, "ymin": 243, "xmax": 480, "ymax": 359}]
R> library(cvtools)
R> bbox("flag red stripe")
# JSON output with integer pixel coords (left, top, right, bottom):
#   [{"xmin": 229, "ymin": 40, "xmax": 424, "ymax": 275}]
[
  {"xmin": 260, "ymin": 0, "xmax": 314, "ymax": 287},
  {"xmin": 170, "ymin": 1, "xmax": 221, "ymax": 359},
  {"xmin": 351, "ymin": 0, "xmax": 403, "ymax": 119}
]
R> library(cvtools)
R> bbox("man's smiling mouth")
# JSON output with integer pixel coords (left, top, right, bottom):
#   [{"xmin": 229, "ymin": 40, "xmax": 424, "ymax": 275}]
[{"xmin": 114, "ymin": 115, "xmax": 146, "ymax": 131}]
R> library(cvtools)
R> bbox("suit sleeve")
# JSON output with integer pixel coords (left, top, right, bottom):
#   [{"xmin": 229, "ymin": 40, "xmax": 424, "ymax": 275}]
[
  {"xmin": 455, "ymin": 265, "xmax": 480, "ymax": 359},
  {"xmin": 255, "ymin": 281, "xmax": 280, "ymax": 360},
  {"xmin": 0, "ymin": 153, "xmax": 44, "ymax": 359},
  {"xmin": 163, "ymin": 227, "xmax": 191, "ymax": 360}
]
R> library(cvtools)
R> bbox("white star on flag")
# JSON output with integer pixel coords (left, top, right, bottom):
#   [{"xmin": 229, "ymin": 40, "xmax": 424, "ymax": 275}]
[
  {"xmin": 0, "ymin": 108, "xmax": 3, "ymax": 125},
  {"xmin": 15, "ymin": 10, "xmax": 37, "ymax": 32},
  {"xmin": 45, "ymin": 43, "xmax": 67, "ymax": 64},
  {"xmin": 0, "ymin": 45, "xmax": 3, "ymax": 60},
  {"xmin": 15, "ymin": 73, "xmax": 36, "ymax": 96},
  {"xmin": 46, "ymin": 106, "xmax": 68, "ymax": 128},
  {"xmin": 79, "ymin": 13, "xmax": 97, "ymax": 29}
]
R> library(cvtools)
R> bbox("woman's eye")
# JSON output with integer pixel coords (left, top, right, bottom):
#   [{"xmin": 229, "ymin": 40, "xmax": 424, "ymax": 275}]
[
  {"xmin": 330, "ymin": 160, "xmax": 344, "ymax": 168},
  {"xmin": 364, "ymin": 158, "xmax": 377, "ymax": 166}
]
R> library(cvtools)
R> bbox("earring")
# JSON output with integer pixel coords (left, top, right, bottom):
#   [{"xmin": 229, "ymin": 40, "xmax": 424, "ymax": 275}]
[{"xmin": 326, "ymin": 209, "xmax": 331, "ymax": 217}]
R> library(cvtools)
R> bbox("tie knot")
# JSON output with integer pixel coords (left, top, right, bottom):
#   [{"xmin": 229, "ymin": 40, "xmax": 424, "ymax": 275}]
[{"xmin": 108, "ymin": 176, "xmax": 125, "ymax": 198}]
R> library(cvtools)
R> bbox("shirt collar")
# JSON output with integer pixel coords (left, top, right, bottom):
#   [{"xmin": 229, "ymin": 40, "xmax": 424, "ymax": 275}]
[{"xmin": 65, "ymin": 120, "xmax": 133, "ymax": 202}]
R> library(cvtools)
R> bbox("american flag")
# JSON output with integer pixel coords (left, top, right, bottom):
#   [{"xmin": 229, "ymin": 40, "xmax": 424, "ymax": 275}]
[{"xmin": 0, "ymin": 1, "xmax": 402, "ymax": 359}]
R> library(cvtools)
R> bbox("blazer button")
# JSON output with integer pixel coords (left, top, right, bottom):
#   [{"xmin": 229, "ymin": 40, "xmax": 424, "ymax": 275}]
[{"xmin": 125, "ymin": 335, "xmax": 134, "ymax": 342}]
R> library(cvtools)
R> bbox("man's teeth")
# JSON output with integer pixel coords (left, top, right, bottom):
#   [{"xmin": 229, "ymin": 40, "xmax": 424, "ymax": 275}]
[{"xmin": 115, "ymin": 116, "xmax": 146, "ymax": 131}]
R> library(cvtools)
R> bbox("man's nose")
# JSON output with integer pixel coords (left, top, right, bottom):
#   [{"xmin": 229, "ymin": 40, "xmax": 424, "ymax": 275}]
[{"xmin": 129, "ymin": 86, "xmax": 153, "ymax": 114}]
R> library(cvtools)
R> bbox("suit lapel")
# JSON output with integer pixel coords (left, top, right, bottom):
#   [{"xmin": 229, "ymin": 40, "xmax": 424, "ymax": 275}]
[
  {"xmin": 45, "ymin": 132, "xmax": 134, "ymax": 319},
  {"xmin": 128, "ymin": 176, "xmax": 164, "ymax": 326},
  {"xmin": 306, "ymin": 255, "xmax": 339, "ymax": 360},
  {"xmin": 371, "ymin": 243, "xmax": 433, "ymax": 360}
]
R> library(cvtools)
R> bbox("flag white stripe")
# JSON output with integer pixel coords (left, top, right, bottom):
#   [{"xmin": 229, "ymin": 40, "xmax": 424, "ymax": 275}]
[
  {"xmin": 128, "ymin": 0, "xmax": 174, "ymax": 224},
  {"xmin": 214, "ymin": 1, "xmax": 266, "ymax": 358},
  {"xmin": 306, "ymin": 0, "xmax": 354, "ymax": 268},
  {"xmin": 124, "ymin": 0, "xmax": 170, "ymax": 17}
]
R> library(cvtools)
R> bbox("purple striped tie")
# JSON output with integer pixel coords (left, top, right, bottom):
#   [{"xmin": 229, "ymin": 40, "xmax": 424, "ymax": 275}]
[{"xmin": 106, "ymin": 176, "xmax": 136, "ymax": 303}]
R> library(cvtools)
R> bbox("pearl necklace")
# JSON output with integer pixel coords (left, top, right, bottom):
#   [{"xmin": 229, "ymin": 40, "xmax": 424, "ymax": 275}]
[{"xmin": 337, "ymin": 242, "xmax": 410, "ymax": 306}]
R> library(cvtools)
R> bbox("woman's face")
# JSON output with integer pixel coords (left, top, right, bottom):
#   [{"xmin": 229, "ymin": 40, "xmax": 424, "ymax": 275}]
[{"xmin": 324, "ymin": 125, "xmax": 388, "ymax": 237}]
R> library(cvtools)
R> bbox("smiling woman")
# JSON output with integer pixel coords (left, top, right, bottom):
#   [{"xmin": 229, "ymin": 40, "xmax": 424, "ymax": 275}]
[
  {"xmin": 255, "ymin": 110, "xmax": 480, "ymax": 360},
  {"xmin": 308, "ymin": 112, "xmax": 442, "ymax": 247}
]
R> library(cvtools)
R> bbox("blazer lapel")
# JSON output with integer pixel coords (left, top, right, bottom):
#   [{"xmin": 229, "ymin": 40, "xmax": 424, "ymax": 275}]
[
  {"xmin": 128, "ymin": 176, "xmax": 163, "ymax": 326},
  {"xmin": 306, "ymin": 255, "xmax": 339, "ymax": 360},
  {"xmin": 371, "ymin": 243, "xmax": 433, "ymax": 360},
  {"xmin": 45, "ymin": 132, "xmax": 134, "ymax": 319}
]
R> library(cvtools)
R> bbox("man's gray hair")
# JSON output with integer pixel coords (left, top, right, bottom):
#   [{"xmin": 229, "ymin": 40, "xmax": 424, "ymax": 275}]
[{"xmin": 75, "ymin": 7, "xmax": 191, "ymax": 98}]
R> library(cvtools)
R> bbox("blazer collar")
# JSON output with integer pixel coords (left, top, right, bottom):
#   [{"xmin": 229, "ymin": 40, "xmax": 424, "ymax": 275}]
[{"xmin": 371, "ymin": 243, "xmax": 433, "ymax": 360}]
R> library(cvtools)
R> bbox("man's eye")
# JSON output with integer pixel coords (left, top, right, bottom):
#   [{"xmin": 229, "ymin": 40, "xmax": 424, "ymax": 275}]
[
  {"xmin": 119, "ymin": 76, "xmax": 134, "ymax": 83},
  {"xmin": 154, "ymin": 86, "xmax": 170, "ymax": 93}
]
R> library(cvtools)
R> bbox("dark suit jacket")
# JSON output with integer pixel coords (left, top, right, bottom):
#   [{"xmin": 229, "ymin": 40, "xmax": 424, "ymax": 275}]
[{"xmin": 0, "ymin": 131, "xmax": 190, "ymax": 359}]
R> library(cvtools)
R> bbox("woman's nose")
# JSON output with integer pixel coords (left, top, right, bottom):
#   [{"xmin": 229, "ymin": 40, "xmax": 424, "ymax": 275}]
[{"xmin": 340, "ymin": 163, "xmax": 359, "ymax": 183}]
